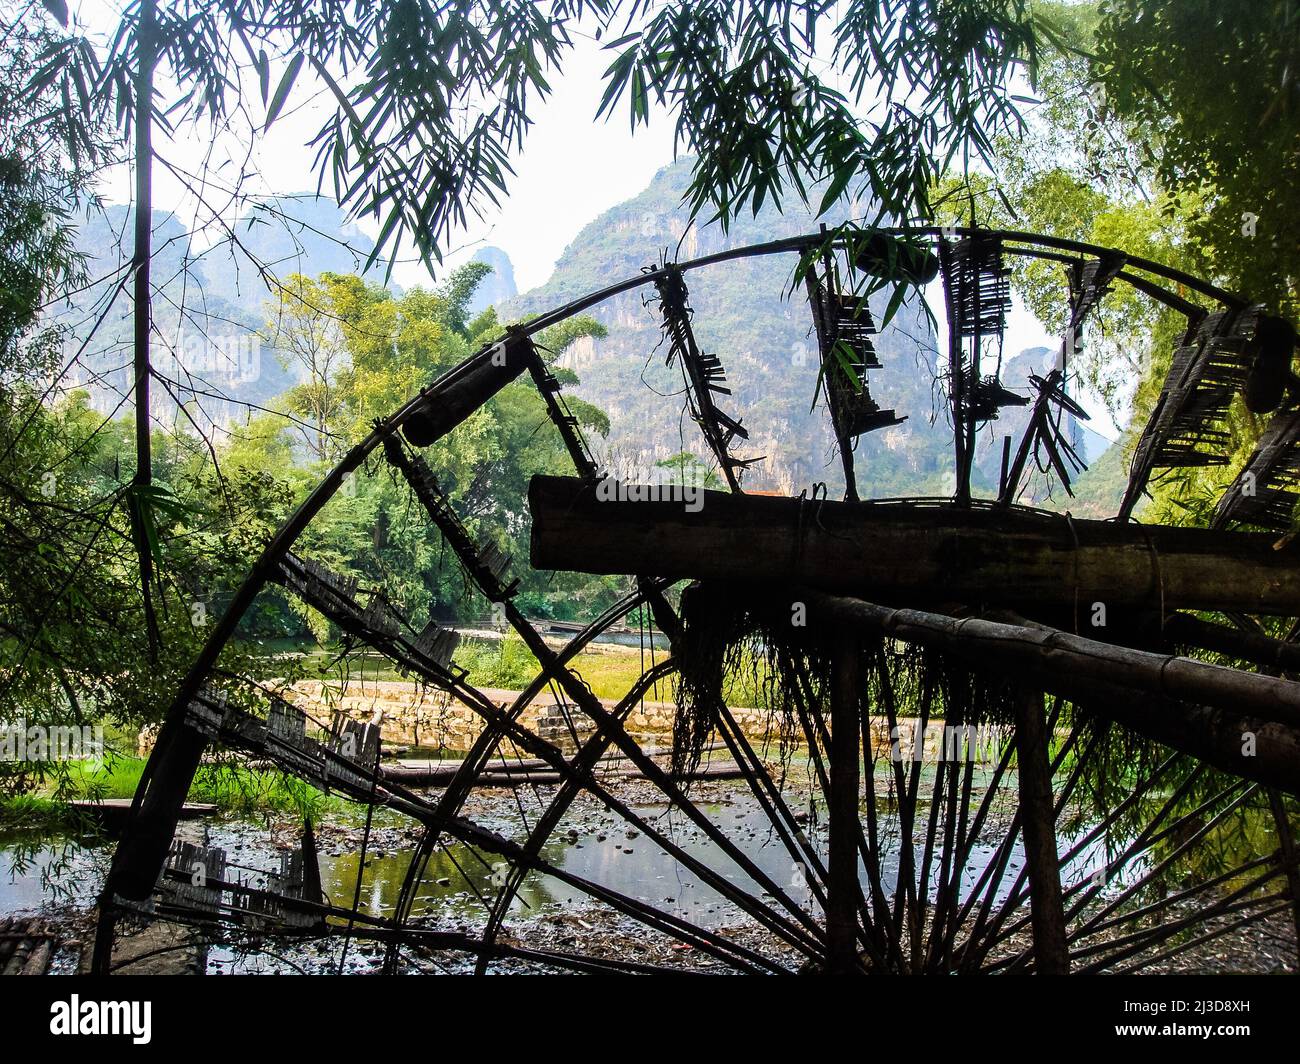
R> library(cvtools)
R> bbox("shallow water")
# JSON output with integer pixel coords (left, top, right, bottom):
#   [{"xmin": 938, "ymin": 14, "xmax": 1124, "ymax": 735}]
[
  {"xmin": 0, "ymin": 790, "xmax": 1035, "ymax": 924},
  {"xmin": 2, "ymin": 773, "xmax": 1119, "ymax": 974},
  {"xmin": 0, "ymin": 834, "xmax": 108, "ymax": 915}
]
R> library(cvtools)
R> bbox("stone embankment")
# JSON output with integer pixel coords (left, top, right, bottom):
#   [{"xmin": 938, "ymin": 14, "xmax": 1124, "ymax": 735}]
[{"xmin": 283, "ymin": 679, "xmax": 776, "ymax": 749}]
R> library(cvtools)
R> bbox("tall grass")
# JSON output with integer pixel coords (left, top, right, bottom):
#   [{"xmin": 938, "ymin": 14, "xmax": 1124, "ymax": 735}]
[{"xmin": 19, "ymin": 757, "xmax": 341, "ymax": 821}]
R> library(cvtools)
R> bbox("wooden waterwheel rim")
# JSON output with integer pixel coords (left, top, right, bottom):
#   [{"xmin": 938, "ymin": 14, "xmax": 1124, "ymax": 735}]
[{"xmin": 92, "ymin": 227, "xmax": 1300, "ymax": 975}]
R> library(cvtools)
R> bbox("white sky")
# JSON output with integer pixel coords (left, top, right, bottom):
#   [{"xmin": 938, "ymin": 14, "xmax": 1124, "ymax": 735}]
[
  {"xmin": 75, "ymin": 0, "xmax": 679, "ymax": 292},
  {"xmin": 71, "ymin": 0, "xmax": 1110, "ymax": 436}
]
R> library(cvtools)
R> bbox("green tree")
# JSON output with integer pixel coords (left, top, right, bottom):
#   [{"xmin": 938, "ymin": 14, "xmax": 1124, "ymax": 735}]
[
  {"xmin": 935, "ymin": 3, "xmax": 1300, "ymax": 529},
  {"xmin": 25, "ymin": 1, "xmax": 1044, "ymax": 269},
  {"xmin": 655, "ymin": 451, "xmax": 724, "ymax": 488},
  {"xmin": 0, "ymin": 11, "xmax": 89, "ymax": 378},
  {"xmin": 242, "ymin": 263, "xmax": 614, "ymax": 632},
  {"xmin": 11, "ymin": 0, "xmax": 1054, "ymax": 664},
  {"xmin": 262, "ymin": 274, "xmax": 354, "ymax": 463},
  {"xmin": 1096, "ymin": 0, "xmax": 1300, "ymax": 317}
]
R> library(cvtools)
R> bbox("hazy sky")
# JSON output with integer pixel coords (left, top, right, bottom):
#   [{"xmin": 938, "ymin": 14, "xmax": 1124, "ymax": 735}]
[
  {"xmin": 77, "ymin": 0, "xmax": 680, "ymax": 292},
  {"xmin": 71, "ymin": 0, "xmax": 1112, "ymax": 435}
]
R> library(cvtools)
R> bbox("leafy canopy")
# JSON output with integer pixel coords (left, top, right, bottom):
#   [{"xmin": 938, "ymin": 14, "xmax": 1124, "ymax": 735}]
[{"xmin": 25, "ymin": 0, "xmax": 1043, "ymax": 270}]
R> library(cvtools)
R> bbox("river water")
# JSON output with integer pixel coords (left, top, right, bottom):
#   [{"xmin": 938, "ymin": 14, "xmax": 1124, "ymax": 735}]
[{"xmin": 3, "ymin": 768, "xmax": 1122, "ymax": 974}]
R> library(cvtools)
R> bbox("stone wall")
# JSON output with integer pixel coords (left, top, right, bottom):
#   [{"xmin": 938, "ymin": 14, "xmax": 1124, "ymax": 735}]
[
  {"xmin": 283, "ymin": 679, "xmax": 784, "ymax": 751},
  {"xmin": 139, "ymin": 680, "xmax": 964, "ymax": 757}
]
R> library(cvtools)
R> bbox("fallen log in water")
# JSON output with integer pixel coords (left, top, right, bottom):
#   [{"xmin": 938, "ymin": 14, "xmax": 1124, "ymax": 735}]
[
  {"xmin": 65, "ymin": 798, "xmax": 217, "ymax": 838},
  {"xmin": 529, "ymin": 475, "xmax": 1300, "ymax": 615}
]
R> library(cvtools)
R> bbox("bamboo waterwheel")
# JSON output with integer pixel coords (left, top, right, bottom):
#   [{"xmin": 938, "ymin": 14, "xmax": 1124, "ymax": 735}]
[{"xmin": 95, "ymin": 227, "xmax": 1300, "ymax": 974}]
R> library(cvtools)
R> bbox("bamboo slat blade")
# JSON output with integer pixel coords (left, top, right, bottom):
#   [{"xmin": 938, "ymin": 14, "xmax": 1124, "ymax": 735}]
[
  {"xmin": 652, "ymin": 266, "xmax": 755, "ymax": 491},
  {"xmin": 1121, "ymin": 306, "xmax": 1262, "ymax": 517},
  {"xmin": 1214, "ymin": 406, "xmax": 1300, "ymax": 530}
]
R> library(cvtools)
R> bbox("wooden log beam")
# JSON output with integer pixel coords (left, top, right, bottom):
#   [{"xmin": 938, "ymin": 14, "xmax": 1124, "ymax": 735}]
[
  {"xmin": 529, "ymin": 475, "xmax": 1300, "ymax": 615},
  {"xmin": 788, "ymin": 590, "xmax": 1300, "ymax": 797}
]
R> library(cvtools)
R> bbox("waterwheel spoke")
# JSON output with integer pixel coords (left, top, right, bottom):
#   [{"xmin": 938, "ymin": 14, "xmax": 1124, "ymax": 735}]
[
  {"xmin": 1070, "ymin": 782, "xmax": 1258, "ymax": 940},
  {"xmin": 1111, "ymin": 902, "xmax": 1295, "ymax": 976},
  {"xmin": 385, "ymin": 587, "xmax": 663, "ymax": 965},
  {"xmin": 978, "ymin": 745, "xmax": 1186, "ymax": 958},
  {"xmin": 1071, "ymin": 879, "xmax": 1289, "ymax": 974},
  {"xmin": 474, "ymin": 661, "xmax": 674, "ymax": 970},
  {"xmin": 785, "ymin": 647, "xmax": 889, "ymax": 965},
  {"xmin": 714, "ymin": 702, "xmax": 831, "ymax": 912},
  {"xmin": 468, "ymin": 658, "xmax": 826, "ymax": 971}
]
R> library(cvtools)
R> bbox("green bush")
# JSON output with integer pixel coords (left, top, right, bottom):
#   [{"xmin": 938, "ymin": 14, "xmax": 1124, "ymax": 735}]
[{"xmin": 453, "ymin": 635, "xmax": 540, "ymax": 690}]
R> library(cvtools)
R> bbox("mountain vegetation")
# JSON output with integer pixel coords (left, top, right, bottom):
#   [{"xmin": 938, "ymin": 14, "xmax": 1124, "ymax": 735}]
[{"xmin": 506, "ymin": 156, "xmax": 1116, "ymax": 504}]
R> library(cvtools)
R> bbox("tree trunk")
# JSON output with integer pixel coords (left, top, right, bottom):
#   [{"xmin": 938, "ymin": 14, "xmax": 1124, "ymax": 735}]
[{"xmin": 130, "ymin": 0, "xmax": 159, "ymax": 660}]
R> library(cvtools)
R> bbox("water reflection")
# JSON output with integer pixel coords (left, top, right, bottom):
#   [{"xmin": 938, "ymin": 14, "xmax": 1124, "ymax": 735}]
[{"xmin": 0, "ymin": 834, "xmax": 107, "ymax": 914}]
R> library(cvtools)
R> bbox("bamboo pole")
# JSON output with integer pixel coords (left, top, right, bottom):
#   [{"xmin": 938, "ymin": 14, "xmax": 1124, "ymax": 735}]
[
  {"xmin": 788, "ymin": 590, "xmax": 1300, "ymax": 796},
  {"xmin": 1013, "ymin": 688, "xmax": 1071, "ymax": 974},
  {"xmin": 1266, "ymin": 790, "xmax": 1300, "ymax": 965},
  {"xmin": 1162, "ymin": 613, "xmax": 1300, "ymax": 673},
  {"xmin": 827, "ymin": 631, "xmax": 863, "ymax": 974}
]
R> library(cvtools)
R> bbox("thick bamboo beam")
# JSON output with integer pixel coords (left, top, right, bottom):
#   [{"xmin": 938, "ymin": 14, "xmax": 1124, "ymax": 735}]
[
  {"xmin": 790, "ymin": 590, "xmax": 1300, "ymax": 797},
  {"xmin": 402, "ymin": 336, "xmax": 530, "ymax": 447},
  {"xmin": 529, "ymin": 475, "xmax": 1300, "ymax": 615},
  {"xmin": 1161, "ymin": 613, "xmax": 1300, "ymax": 673},
  {"xmin": 985, "ymin": 606, "xmax": 1300, "ymax": 679}
]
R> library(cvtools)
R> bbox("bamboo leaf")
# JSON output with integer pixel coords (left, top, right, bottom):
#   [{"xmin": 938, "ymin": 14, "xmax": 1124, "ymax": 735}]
[
  {"xmin": 257, "ymin": 49, "xmax": 270, "ymax": 105},
  {"xmin": 264, "ymin": 53, "xmax": 304, "ymax": 130},
  {"xmin": 41, "ymin": 0, "xmax": 68, "ymax": 27}
]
